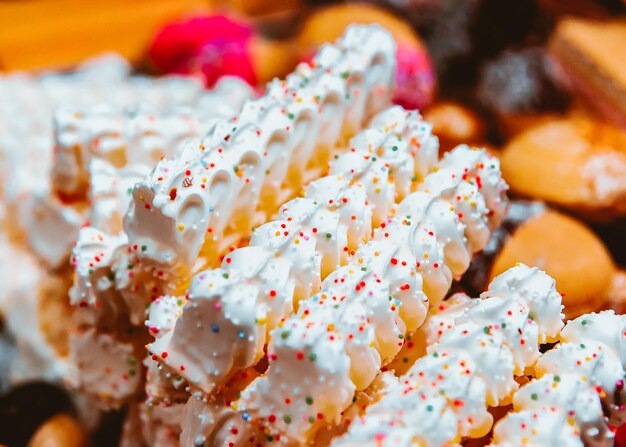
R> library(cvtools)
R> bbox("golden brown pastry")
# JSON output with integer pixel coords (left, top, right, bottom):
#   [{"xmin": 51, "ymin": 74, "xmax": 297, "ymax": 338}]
[
  {"xmin": 423, "ymin": 101, "xmax": 486, "ymax": 151},
  {"xmin": 501, "ymin": 118, "xmax": 626, "ymax": 218},
  {"xmin": 549, "ymin": 17, "xmax": 626, "ymax": 130},
  {"xmin": 28, "ymin": 414, "xmax": 88, "ymax": 447},
  {"xmin": 296, "ymin": 3, "xmax": 420, "ymax": 54},
  {"xmin": 490, "ymin": 210, "xmax": 616, "ymax": 318}
]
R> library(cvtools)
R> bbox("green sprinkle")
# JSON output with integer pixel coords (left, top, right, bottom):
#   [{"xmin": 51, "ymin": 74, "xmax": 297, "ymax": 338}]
[
  {"xmin": 326, "ymin": 233, "xmax": 332, "ymax": 239},
  {"xmin": 531, "ymin": 393, "xmax": 538, "ymax": 400},
  {"xmin": 288, "ymin": 113, "xmax": 295, "ymax": 119},
  {"xmin": 391, "ymin": 145, "xmax": 398, "ymax": 151},
  {"xmin": 141, "ymin": 245, "xmax": 147, "ymax": 252},
  {"xmin": 554, "ymin": 376, "xmax": 561, "ymax": 382},
  {"xmin": 281, "ymin": 331, "xmax": 291, "ymax": 339},
  {"xmin": 483, "ymin": 326, "xmax": 490, "ymax": 334},
  {"xmin": 222, "ymin": 273, "xmax": 229, "ymax": 279},
  {"xmin": 308, "ymin": 352, "xmax": 317, "ymax": 362},
  {"xmin": 341, "ymin": 71, "xmax": 350, "ymax": 79},
  {"xmin": 426, "ymin": 405, "xmax": 434, "ymax": 412},
  {"xmin": 306, "ymin": 396, "xmax": 314, "ymax": 405},
  {"xmin": 284, "ymin": 415, "xmax": 292, "ymax": 424}
]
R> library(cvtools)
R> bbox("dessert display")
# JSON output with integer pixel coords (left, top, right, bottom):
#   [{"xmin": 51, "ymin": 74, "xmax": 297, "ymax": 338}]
[
  {"xmin": 501, "ymin": 118, "xmax": 626, "ymax": 219},
  {"xmin": 1, "ymin": 2, "xmax": 626, "ymax": 447}
]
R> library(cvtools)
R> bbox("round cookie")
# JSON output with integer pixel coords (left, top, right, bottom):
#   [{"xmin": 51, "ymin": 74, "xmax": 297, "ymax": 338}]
[
  {"xmin": 424, "ymin": 101, "xmax": 486, "ymax": 151},
  {"xmin": 28, "ymin": 414, "xmax": 87, "ymax": 447},
  {"xmin": 501, "ymin": 118, "xmax": 626, "ymax": 218},
  {"xmin": 489, "ymin": 210, "xmax": 616, "ymax": 318}
]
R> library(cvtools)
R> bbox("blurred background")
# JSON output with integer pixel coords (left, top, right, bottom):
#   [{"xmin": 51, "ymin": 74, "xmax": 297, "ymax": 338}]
[{"xmin": 2, "ymin": 0, "xmax": 626, "ymax": 446}]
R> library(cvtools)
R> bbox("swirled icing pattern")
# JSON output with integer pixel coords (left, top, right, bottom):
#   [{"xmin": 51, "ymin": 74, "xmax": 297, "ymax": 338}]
[
  {"xmin": 330, "ymin": 265, "xmax": 564, "ymax": 447},
  {"xmin": 147, "ymin": 105, "xmax": 438, "ymax": 397},
  {"xmin": 492, "ymin": 311, "xmax": 626, "ymax": 447},
  {"xmin": 124, "ymin": 25, "xmax": 396, "ymax": 276},
  {"xmin": 178, "ymin": 144, "xmax": 508, "ymax": 445}
]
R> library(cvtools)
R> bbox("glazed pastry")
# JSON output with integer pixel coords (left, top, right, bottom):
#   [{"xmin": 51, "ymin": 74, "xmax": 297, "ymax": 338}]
[
  {"xmin": 182, "ymin": 144, "xmax": 507, "ymax": 445},
  {"xmin": 333, "ymin": 265, "xmax": 564, "ymax": 446},
  {"xmin": 147, "ymin": 105, "xmax": 439, "ymax": 398},
  {"xmin": 501, "ymin": 118, "xmax": 626, "ymax": 218},
  {"xmin": 492, "ymin": 311, "xmax": 625, "ymax": 446},
  {"xmin": 125, "ymin": 25, "xmax": 396, "ymax": 289}
]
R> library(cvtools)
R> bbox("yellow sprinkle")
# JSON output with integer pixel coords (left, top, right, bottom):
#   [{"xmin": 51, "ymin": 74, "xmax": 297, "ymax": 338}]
[{"xmin": 178, "ymin": 224, "xmax": 185, "ymax": 231}]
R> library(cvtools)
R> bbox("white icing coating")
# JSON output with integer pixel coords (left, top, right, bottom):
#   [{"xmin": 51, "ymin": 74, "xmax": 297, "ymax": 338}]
[
  {"xmin": 0, "ymin": 238, "xmax": 67, "ymax": 384},
  {"xmin": 16, "ymin": 190, "xmax": 85, "ymax": 269},
  {"xmin": 332, "ymin": 265, "xmax": 563, "ymax": 446},
  {"xmin": 146, "ymin": 295, "xmax": 185, "ymax": 339},
  {"xmin": 218, "ymin": 146, "xmax": 507, "ymax": 444},
  {"xmin": 124, "ymin": 24, "xmax": 396, "ymax": 277},
  {"xmin": 69, "ymin": 227, "xmax": 128, "ymax": 330},
  {"xmin": 147, "ymin": 105, "xmax": 437, "ymax": 397},
  {"xmin": 493, "ymin": 311, "xmax": 625, "ymax": 447},
  {"xmin": 67, "ymin": 329, "xmax": 141, "ymax": 410}
]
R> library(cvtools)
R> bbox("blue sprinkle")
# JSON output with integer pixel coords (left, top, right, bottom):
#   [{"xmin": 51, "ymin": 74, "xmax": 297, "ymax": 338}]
[
  {"xmin": 211, "ymin": 324, "xmax": 219, "ymax": 333},
  {"xmin": 209, "ymin": 207, "xmax": 214, "ymax": 213},
  {"xmin": 238, "ymin": 331, "xmax": 245, "ymax": 339},
  {"xmin": 242, "ymin": 412, "xmax": 250, "ymax": 421}
]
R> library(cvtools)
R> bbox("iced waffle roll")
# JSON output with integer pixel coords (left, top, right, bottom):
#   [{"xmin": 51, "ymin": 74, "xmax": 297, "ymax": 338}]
[
  {"xmin": 65, "ymin": 26, "xmax": 395, "ymax": 409},
  {"xmin": 491, "ymin": 311, "xmax": 625, "ymax": 447},
  {"xmin": 3, "ymin": 63, "xmax": 253, "ymax": 270},
  {"xmin": 147, "ymin": 105, "xmax": 438, "ymax": 400},
  {"xmin": 332, "ymin": 265, "xmax": 564, "ymax": 446},
  {"xmin": 180, "ymin": 144, "xmax": 507, "ymax": 445},
  {"xmin": 124, "ymin": 25, "xmax": 396, "ymax": 288}
]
